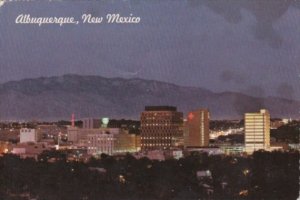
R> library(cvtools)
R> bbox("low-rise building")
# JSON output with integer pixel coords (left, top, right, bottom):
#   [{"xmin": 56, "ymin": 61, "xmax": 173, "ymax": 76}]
[
  {"xmin": 83, "ymin": 118, "xmax": 102, "ymax": 129},
  {"xmin": 20, "ymin": 128, "xmax": 39, "ymax": 143},
  {"xmin": 288, "ymin": 143, "xmax": 300, "ymax": 151},
  {"xmin": 67, "ymin": 126, "xmax": 81, "ymax": 143},
  {"xmin": 219, "ymin": 144, "xmax": 245, "ymax": 155},
  {"xmin": 87, "ymin": 128, "xmax": 140, "ymax": 156},
  {"xmin": 185, "ymin": 147, "xmax": 224, "ymax": 156},
  {"xmin": 11, "ymin": 142, "xmax": 51, "ymax": 159}
]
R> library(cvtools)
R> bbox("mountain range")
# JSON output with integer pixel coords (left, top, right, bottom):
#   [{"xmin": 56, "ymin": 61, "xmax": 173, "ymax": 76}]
[{"xmin": 0, "ymin": 74, "xmax": 298, "ymax": 121}]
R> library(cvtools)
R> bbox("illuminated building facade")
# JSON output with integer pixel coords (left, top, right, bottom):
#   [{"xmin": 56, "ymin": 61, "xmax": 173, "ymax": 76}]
[
  {"xmin": 244, "ymin": 109, "xmax": 270, "ymax": 154},
  {"xmin": 68, "ymin": 118, "xmax": 110, "ymax": 144},
  {"xmin": 185, "ymin": 109, "xmax": 210, "ymax": 147},
  {"xmin": 140, "ymin": 106, "xmax": 183, "ymax": 151},
  {"xmin": 20, "ymin": 128, "xmax": 39, "ymax": 143},
  {"xmin": 219, "ymin": 144, "xmax": 245, "ymax": 155},
  {"xmin": 87, "ymin": 128, "xmax": 140, "ymax": 156},
  {"xmin": 87, "ymin": 130, "xmax": 116, "ymax": 155}
]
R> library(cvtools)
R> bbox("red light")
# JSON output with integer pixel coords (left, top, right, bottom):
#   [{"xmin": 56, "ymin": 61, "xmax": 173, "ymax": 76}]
[
  {"xmin": 188, "ymin": 112, "xmax": 194, "ymax": 120},
  {"xmin": 71, "ymin": 113, "xmax": 75, "ymax": 127}
]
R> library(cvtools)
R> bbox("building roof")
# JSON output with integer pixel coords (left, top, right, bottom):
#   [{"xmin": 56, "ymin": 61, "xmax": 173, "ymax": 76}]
[{"xmin": 145, "ymin": 106, "xmax": 177, "ymax": 111}]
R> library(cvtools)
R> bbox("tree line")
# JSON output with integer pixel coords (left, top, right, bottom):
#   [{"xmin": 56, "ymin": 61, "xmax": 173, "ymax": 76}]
[{"xmin": 0, "ymin": 150, "xmax": 298, "ymax": 200}]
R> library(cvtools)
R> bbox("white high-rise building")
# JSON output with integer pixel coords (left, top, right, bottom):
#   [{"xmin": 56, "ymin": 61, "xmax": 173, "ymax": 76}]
[{"xmin": 244, "ymin": 109, "xmax": 270, "ymax": 154}]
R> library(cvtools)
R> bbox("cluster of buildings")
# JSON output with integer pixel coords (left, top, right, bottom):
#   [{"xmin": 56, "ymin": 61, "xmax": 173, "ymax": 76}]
[
  {"xmin": 67, "ymin": 117, "xmax": 141, "ymax": 157},
  {"xmin": 6, "ymin": 128, "xmax": 49, "ymax": 159},
  {"xmin": 4, "ymin": 105, "xmax": 288, "ymax": 160},
  {"xmin": 140, "ymin": 106, "xmax": 277, "ymax": 156},
  {"xmin": 140, "ymin": 106, "xmax": 211, "ymax": 151},
  {"xmin": 8, "ymin": 125, "xmax": 65, "ymax": 159}
]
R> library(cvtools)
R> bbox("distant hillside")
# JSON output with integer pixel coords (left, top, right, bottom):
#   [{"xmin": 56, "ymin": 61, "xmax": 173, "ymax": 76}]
[{"xmin": 0, "ymin": 74, "xmax": 298, "ymax": 121}]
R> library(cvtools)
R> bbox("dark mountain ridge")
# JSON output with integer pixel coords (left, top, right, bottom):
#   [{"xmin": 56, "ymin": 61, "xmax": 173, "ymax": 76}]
[{"xmin": 0, "ymin": 74, "xmax": 298, "ymax": 121}]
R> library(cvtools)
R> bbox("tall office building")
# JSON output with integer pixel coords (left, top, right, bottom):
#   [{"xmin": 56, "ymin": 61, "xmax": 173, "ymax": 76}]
[
  {"xmin": 244, "ymin": 109, "xmax": 270, "ymax": 154},
  {"xmin": 185, "ymin": 109, "xmax": 210, "ymax": 147},
  {"xmin": 141, "ymin": 106, "xmax": 183, "ymax": 151}
]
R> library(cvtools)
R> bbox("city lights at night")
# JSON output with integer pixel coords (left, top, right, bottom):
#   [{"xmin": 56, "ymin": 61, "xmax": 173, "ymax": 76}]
[{"xmin": 0, "ymin": 0, "xmax": 299, "ymax": 199}]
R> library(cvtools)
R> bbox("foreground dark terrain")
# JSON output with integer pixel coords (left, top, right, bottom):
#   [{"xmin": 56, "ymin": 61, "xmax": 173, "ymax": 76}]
[{"xmin": 0, "ymin": 150, "xmax": 299, "ymax": 200}]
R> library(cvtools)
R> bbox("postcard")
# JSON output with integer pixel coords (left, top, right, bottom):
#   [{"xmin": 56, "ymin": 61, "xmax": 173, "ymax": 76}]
[{"xmin": 0, "ymin": 0, "xmax": 299, "ymax": 199}]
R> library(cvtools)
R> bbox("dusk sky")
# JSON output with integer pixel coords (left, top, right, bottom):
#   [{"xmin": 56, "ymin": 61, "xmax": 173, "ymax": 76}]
[{"xmin": 0, "ymin": 0, "xmax": 299, "ymax": 100}]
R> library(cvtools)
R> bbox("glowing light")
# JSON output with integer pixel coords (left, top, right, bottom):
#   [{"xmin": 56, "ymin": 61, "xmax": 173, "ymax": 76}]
[
  {"xmin": 188, "ymin": 112, "xmax": 194, "ymax": 120},
  {"xmin": 119, "ymin": 175, "xmax": 126, "ymax": 183},
  {"xmin": 239, "ymin": 190, "xmax": 248, "ymax": 196},
  {"xmin": 0, "ymin": 0, "xmax": 4, "ymax": 8},
  {"xmin": 243, "ymin": 169, "xmax": 250, "ymax": 176},
  {"xmin": 102, "ymin": 118, "xmax": 109, "ymax": 125}
]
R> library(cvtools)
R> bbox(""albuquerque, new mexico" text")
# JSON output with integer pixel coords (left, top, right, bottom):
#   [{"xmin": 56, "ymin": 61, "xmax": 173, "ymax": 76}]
[{"xmin": 15, "ymin": 13, "xmax": 141, "ymax": 26}]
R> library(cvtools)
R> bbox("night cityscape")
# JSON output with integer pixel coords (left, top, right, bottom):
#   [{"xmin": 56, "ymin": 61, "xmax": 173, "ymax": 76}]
[
  {"xmin": 0, "ymin": 0, "xmax": 300, "ymax": 200},
  {"xmin": 0, "ymin": 106, "xmax": 299, "ymax": 200}
]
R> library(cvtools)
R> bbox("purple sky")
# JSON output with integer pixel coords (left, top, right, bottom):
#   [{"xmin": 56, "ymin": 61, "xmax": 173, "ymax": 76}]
[{"xmin": 0, "ymin": 0, "xmax": 299, "ymax": 100}]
